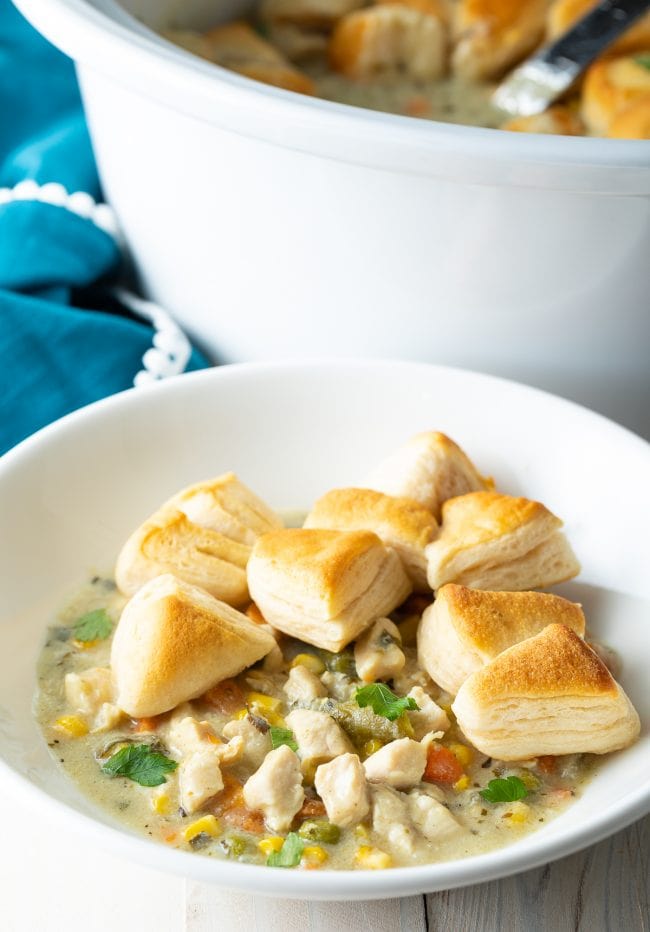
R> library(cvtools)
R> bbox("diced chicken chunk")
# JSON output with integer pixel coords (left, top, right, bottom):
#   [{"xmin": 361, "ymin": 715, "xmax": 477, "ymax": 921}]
[
  {"xmin": 364, "ymin": 737, "xmax": 427, "ymax": 788},
  {"xmin": 407, "ymin": 788, "xmax": 461, "ymax": 842},
  {"xmin": 284, "ymin": 665, "xmax": 328, "ymax": 703},
  {"xmin": 167, "ymin": 715, "xmax": 244, "ymax": 813},
  {"xmin": 354, "ymin": 618, "xmax": 406, "ymax": 683},
  {"xmin": 92, "ymin": 703, "xmax": 124, "ymax": 733},
  {"xmin": 222, "ymin": 714, "xmax": 272, "ymax": 769},
  {"xmin": 285, "ymin": 709, "xmax": 353, "ymax": 771},
  {"xmin": 370, "ymin": 784, "xmax": 418, "ymax": 856},
  {"xmin": 314, "ymin": 753, "xmax": 370, "ymax": 827},
  {"xmin": 65, "ymin": 667, "xmax": 113, "ymax": 715},
  {"xmin": 243, "ymin": 744, "xmax": 305, "ymax": 832},
  {"xmin": 179, "ymin": 749, "xmax": 224, "ymax": 813},
  {"xmin": 407, "ymin": 686, "xmax": 450, "ymax": 739},
  {"xmin": 65, "ymin": 667, "xmax": 123, "ymax": 732}
]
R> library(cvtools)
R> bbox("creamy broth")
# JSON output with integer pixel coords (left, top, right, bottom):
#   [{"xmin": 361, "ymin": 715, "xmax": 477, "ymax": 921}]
[{"xmin": 36, "ymin": 576, "xmax": 593, "ymax": 871}]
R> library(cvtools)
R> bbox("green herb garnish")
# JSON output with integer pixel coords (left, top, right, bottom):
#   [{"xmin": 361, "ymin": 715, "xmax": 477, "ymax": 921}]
[
  {"xmin": 101, "ymin": 743, "xmax": 178, "ymax": 787},
  {"xmin": 635, "ymin": 53, "xmax": 650, "ymax": 70},
  {"xmin": 73, "ymin": 608, "xmax": 113, "ymax": 642},
  {"xmin": 479, "ymin": 776, "xmax": 529, "ymax": 803},
  {"xmin": 267, "ymin": 832, "xmax": 304, "ymax": 867},
  {"xmin": 269, "ymin": 726, "xmax": 298, "ymax": 752},
  {"xmin": 354, "ymin": 683, "xmax": 419, "ymax": 721}
]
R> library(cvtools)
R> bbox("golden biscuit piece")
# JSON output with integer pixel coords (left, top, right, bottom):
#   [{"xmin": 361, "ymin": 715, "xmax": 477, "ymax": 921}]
[
  {"xmin": 452, "ymin": 624, "xmax": 640, "ymax": 759},
  {"xmin": 501, "ymin": 104, "xmax": 584, "ymax": 135},
  {"xmin": 247, "ymin": 528, "xmax": 412, "ymax": 651},
  {"xmin": 111, "ymin": 574, "xmax": 276, "ymax": 717},
  {"xmin": 261, "ymin": 0, "xmax": 366, "ymax": 29},
  {"xmin": 164, "ymin": 472, "xmax": 283, "ymax": 546},
  {"xmin": 547, "ymin": 1, "xmax": 650, "ymax": 57},
  {"xmin": 363, "ymin": 431, "xmax": 491, "ymax": 522},
  {"xmin": 304, "ymin": 487, "xmax": 438, "ymax": 590},
  {"xmin": 329, "ymin": 4, "xmax": 447, "ymax": 80},
  {"xmin": 426, "ymin": 491, "xmax": 580, "ymax": 591},
  {"xmin": 607, "ymin": 93, "xmax": 650, "ymax": 138},
  {"xmin": 582, "ymin": 54, "xmax": 650, "ymax": 135},
  {"xmin": 418, "ymin": 584, "xmax": 586, "ymax": 694},
  {"xmin": 266, "ymin": 23, "xmax": 330, "ymax": 62},
  {"xmin": 452, "ymin": 0, "xmax": 551, "ymax": 81},
  {"xmin": 203, "ymin": 21, "xmax": 315, "ymax": 94},
  {"xmin": 115, "ymin": 507, "xmax": 250, "ymax": 606}
]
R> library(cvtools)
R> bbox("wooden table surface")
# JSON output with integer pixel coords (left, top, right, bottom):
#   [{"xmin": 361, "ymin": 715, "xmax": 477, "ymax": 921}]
[{"xmin": 4, "ymin": 801, "xmax": 647, "ymax": 931}]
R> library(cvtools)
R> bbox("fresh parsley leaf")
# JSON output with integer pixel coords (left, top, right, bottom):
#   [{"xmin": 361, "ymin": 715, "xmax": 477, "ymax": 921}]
[
  {"xmin": 354, "ymin": 683, "xmax": 419, "ymax": 722},
  {"xmin": 269, "ymin": 726, "xmax": 298, "ymax": 752},
  {"xmin": 635, "ymin": 53, "xmax": 650, "ymax": 71},
  {"xmin": 73, "ymin": 608, "xmax": 113, "ymax": 642},
  {"xmin": 101, "ymin": 743, "xmax": 178, "ymax": 787},
  {"xmin": 267, "ymin": 832, "xmax": 304, "ymax": 868},
  {"xmin": 479, "ymin": 776, "xmax": 529, "ymax": 803}
]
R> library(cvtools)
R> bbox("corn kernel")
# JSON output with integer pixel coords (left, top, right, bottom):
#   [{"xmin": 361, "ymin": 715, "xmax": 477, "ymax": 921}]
[
  {"xmin": 151, "ymin": 792, "xmax": 171, "ymax": 815},
  {"xmin": 183, "ymin": 815, "xmax": 221, "ymax": 842},
  {"xmin": 246, "ymin": 692, "xmax": 282, "ymax": 713},
  {"xmin": 291, "ymin": 653, "xmax": 326, "ymax": 675},
  {"xmin": 54, "ymin": 715, "xmax": 88, "ymax": 738},
  {"xmin": 72, "ymin": 638, "xmax": 99, "ymax": 651},
  {"xmin": 449, "ymin": 743, "xmax": 473, "ymax": 767},
  {"xmin": 518, "ymin": 771, "xmax": 541, "ymax": 791},
  {"xmin": 354, "ymin": 823, "xmax": 370, "ymax": 839},
  {"xmin": 453, "ymin": 774, "xmax": 470, "ymax": 792},
  {"xmin": 234, "ymin": 708, "xmax": 248, "ymax": 720},
  {"xmin": 362, "ymin": 738, "xmax": 383, "ymax": 758},
  {"xmin": 302, "ymin": 845, "xmax": 329, "ymax": 865},
  {"xmin": 355, "ymin": 845, "xmax": 392, "ymax": 869},
  {"xmin": 503, "ymin": 802, "xmax": 530, "ymax": 825},
  {"xmin": 264, "ymin": 711, "xmax": 287, "ymax": 728},
  {"xmin": 258, "ymin": 836, "xmax": 285, "ymax": 855}
]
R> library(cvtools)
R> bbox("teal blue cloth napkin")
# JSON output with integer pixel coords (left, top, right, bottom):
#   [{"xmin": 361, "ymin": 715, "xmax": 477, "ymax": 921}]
[{"xmin": 1, "ymin": 2, "xmax": 208, "ymax": 454}]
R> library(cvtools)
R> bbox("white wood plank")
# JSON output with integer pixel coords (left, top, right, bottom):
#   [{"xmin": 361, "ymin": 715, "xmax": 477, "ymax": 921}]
[
  {"xmin": 185, "ymin": 885, "xmax": 426, "ymax": 932},
  {"xmin": 424, "ymin": 815, "xmax": 649, "ymax": 932}
]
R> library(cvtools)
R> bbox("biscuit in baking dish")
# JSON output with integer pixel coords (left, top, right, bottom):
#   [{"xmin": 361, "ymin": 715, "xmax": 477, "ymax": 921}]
[
  {"xmin": 363, "ymin": 431, "xmax": 490, "ymax": 522},
  {"xmin": 425, "ymin": 491, "xmax": 580, "ymax": 591},
  {"xmin": 418, "ymin": 584, "xmax": 586, "ymax": 695},
  {"xmin": 115, "ymin": 508, "xmax": 250, "ymax": 606},
  {"xmin": 581, "ymin": 54, "xmax": 650, "ymax": 135},
  {"xmin": 164, "ymin": 473, "xmax": 283, "ymax": 546},
  {"xmin": 547, "ymin": 0, "xmax": 650, "ymax": 56},
  {"xmin": 329, "ymin": 4, "xmax": 447, "ymax": 80},
  {"xmin": 203, "ymin": 21, "xmax": 315, "ymax": 94},
  {"xmin": 261, "ymin": 0, "xmax": 366, "ymax": 29},
  {"xmin": 501, "ymin": 105, "xmax": 584, "ymax": 135},
  {"xmin": 452, "ymin": 0, "xmax": 551, "ymax": 81},
  {"xmin": 247, "ymin": 528, "xmax": 412, "ymax": 651},
  {"xmin": 111, "ymin": 574, "xmax": 276, "ymax": 717},
  {"xmin": 304, "ymin": 487, "xmax": 438, "ymax": 590},
  {"xmin": 452, "ymin": 624, "xmax": 640, "ymax": 759},
  {"xmin": 607, "ymin": 94, "xmax": 650, "ymax": 138}
]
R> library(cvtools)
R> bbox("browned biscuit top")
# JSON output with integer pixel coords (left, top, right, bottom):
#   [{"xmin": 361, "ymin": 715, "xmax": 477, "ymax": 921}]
[
  {"xmin": 473, "ymin": 624, "xmax": 617, "ymax": 701},
  {"xmin": 438, "ymin": 584, "xmax": 586, "ymax": 655}
]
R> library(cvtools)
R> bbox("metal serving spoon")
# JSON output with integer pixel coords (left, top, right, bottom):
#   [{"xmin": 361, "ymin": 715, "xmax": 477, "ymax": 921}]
[{"xmin": 493, "ymin": 0, "xmax": 650, "ymax": 117}]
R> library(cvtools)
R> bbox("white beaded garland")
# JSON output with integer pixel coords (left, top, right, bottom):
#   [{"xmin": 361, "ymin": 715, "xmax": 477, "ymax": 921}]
[{"xmin": 0, "ymin": 180, "xmax": 196, "ymax": 388}]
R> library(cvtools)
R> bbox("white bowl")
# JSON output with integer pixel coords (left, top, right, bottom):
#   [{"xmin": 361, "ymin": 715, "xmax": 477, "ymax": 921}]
[
  {"xmin": 13, "ymin": 0, "xmax": 650, "ymax": 436},
  {"xmin": 0, "ymin": 360, "xmax": 648, "ymax": 899}
]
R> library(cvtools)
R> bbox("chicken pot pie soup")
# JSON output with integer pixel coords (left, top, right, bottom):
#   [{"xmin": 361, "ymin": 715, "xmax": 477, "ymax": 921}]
[
  {"xmin": 159, "ymin": 1, "xmax": 650, "ymax": 138},
  {"xmin": 35, "ymin": 440, "xmax": 640, "ymax": 871}
]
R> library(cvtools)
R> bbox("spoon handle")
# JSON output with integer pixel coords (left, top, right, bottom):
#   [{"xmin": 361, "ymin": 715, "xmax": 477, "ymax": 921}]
[{"xmin": 493, "ymin": 0, "xmax": 650, "ymax": 117}]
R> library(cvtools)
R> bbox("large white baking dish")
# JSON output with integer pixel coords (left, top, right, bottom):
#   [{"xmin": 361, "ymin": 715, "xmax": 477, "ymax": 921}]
[{"xmin": 13, "ymin": 0, "xmax": 650, "ymax": 434}]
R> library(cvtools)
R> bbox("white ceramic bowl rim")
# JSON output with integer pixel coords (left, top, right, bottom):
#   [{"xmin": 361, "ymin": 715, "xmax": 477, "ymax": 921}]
[
  {"xmin": 13, "ymin": 0, "xmax": 650, "ymax": 193},
  {"xmin": 1, "ymin": 360, "xmax": 649, "ymax": 899}
]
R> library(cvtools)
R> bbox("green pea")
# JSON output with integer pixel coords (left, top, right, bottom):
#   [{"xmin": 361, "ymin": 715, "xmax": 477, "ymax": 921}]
[{"xmin": 298, "ymin": 820, "xmax": 341, "ymax": 844}]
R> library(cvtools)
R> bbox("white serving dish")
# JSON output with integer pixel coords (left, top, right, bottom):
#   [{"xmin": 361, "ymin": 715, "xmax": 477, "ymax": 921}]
[
  {"xmin": 13, "ymin": 0, "xmax": 650, "ymax": 436},
  {"xmin": 0, "ymin": 360, "xmax": 648, "ymax": 899}
]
